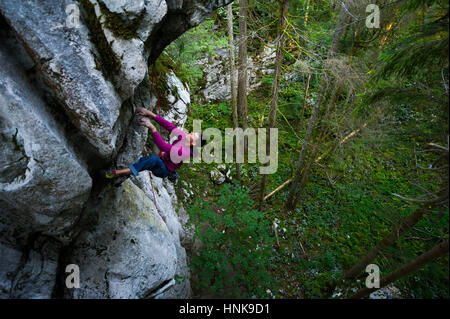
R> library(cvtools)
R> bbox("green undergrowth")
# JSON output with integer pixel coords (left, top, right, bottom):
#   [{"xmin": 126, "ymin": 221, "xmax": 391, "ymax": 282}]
[
  {"xmin": 175, "ymin": 83, "xmax": 448, "ymax": 298},
  {"xmin": 186, "ymin": 183, "xmax": 276, "ymax": 298}
]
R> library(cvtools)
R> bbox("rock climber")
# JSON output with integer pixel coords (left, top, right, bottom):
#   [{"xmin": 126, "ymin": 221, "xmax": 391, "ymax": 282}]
[{"xmin": 100, "ymin": 107, "xmax": 204, "ymax": 181}]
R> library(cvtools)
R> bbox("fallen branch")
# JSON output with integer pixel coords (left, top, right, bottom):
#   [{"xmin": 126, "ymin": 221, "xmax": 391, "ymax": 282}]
[
  {"xmin": 314, "ymin": 122, "xmax": 370, "ymax": 163},
  {"xmin": 417, "ymin": 165, "xmax": 449, "ymax": 171},
  {"xmin": 392, "ymin": 193, "xmax": 448, "ymax": 204},
  {"xmin": 426, "ymin": 142, "xmax": 449, "ymax": 152},
  {"xmin": 264, "ymin": 178, "xmax": 293, "ymax": 201},
  {"xmin": 263, "ymin": 125, "xmax": 368, "ymax": 201},
  {"xmin": 404, "ymin": 236, "xmax": 434, "ymax": 242},
  {"xmin": 298, "ymin": 240, "xmax": 306, "ymax": 255}
]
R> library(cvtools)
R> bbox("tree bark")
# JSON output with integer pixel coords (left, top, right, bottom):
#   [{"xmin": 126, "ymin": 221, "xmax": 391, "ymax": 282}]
[
  {"xmin": 238, "ymin": 0, "xmax": 248, "ymax": 132},
  {"xmin": 258, "ymin": 0, "xmax": 290, "ymax": 210},
  {"xmin": 290, "ymin": 123, "xmax": 326, "ymax": 202},
  {"xmin": 296, "ymin": 72, "xmax": 312, "ymax": 137},
  {"xmin": 350, "ymin": 240, "xmax": 449, "ymax": 299},
  {"xmin": 285, "ymin": 2, "xmax": 348, "ymax": 211},
  {"xmin": 227, "ymin": 4, "xmax": 239, "ymax": 131},
  {"xmin": 227, "ymin": 3, "xmax": 242, "ymax": 183}
]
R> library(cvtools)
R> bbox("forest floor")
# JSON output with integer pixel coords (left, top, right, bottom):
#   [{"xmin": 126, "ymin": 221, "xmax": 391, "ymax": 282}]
[{"xmin": 174, "ymin": 85, "xmax": 449, "ymax": 298}]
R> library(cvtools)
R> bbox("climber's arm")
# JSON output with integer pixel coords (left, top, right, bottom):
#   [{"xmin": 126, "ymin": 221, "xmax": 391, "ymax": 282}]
[
  {"xmin": 138, "ymin": 107, "xmax": 185, "ymax": 138},
  {"xmin": 140, "ymin": 117, "xmax": 172, "ymax": 152},
  {"xmin": 151, "ymin": 131, "xmax": 173, "ymax": 153},
  {"xmin": 154, "ymin": 115, "xmax": 176, "ymax": 132},
  {"xmin": 154, "ymin": 115, "xmax": 187, "ymax": 142}
]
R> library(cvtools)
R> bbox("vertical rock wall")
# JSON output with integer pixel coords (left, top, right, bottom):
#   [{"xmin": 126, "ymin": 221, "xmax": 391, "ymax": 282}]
[{"xmin": 0, "ymin": 0, "xmax": 232, "ymax": 299}]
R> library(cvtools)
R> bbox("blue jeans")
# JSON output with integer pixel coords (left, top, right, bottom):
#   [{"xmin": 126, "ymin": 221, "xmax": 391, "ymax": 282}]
[{"xmin": 129, "ymin": 156, "xmax": 170, "ymax": 178}]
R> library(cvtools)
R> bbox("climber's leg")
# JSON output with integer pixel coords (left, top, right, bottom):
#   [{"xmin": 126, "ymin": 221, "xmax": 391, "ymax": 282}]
[
  {"xmin": 129, "ymin": 155, "xmax": 170, "ymax": 178},
  {"xmin": 99, "ymin": 168, "xmax": 131, "ymax": 179},
  {"xmin": 150, "ymin": 157, "xmax": 171, "ymax": 178},
  {"xmin": 114, "ymin": 168, "xmax": 132, "ymax": 176}
]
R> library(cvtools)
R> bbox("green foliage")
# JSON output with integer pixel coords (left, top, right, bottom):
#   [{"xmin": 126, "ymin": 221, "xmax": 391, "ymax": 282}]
[
  {"xmin": 376, "ymin": 19, "xmax": 449, "ymax": 80},
  {"xmin": 361, "ymin": 0, "xmax": 449, "ymax": 139},
  {"xmin": 187, "ymin": 183, "xmax": 276, "ymax": 298}
]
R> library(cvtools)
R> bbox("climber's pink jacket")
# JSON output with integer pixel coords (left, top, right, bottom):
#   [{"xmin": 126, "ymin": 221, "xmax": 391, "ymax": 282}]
[{"xmin": 151, "ymin": 115, "xmax": 190, "ymax": 171}]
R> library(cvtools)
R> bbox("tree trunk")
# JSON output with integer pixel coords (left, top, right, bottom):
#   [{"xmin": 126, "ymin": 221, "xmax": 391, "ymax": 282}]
[
  {"xmin": 296, "ymin": 72, "xmax": 311, "ymax": 140},
  {"xmin": 291, "ymin": 130, "xmax": 323, "ymax": 201},
  {"xmin": 227, "ymin": 4, "xmax": 238, "ymax": 131},
  {"xmin": 238, "ymin": 0, "xmax": 248, "ymax": 132},
  {"xmin": 258, "ymin": 0, "xmax": 290, "ymax": 210},
  {"xmin": 227, "ymin": 3, "xmax": 241, "ymax": 183},
  {"xmin": 351, "ymin": 240, "xmax": 449, "ymax": 299},
  {"xmin": 285, "ymin": 2, "xmax": 348, "ymax": 211},
  {"xmin": 344, "ymin": 204, "xmax": 435, "ymax": 280}
]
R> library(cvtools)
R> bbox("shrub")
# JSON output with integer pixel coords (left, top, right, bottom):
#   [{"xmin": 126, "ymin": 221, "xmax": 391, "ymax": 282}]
[{"xmin": 188, "ymin": 183, "xmax": 276, "ymax": 298}]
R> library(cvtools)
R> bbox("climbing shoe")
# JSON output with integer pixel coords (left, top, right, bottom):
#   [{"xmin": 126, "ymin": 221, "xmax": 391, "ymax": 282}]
[
  {"xmin": 168, "ymin": 171, "xmax": 178, "ymax": 183},
  {"xmin": 99, "ymin": 169, "xmax": 117, "ymax": 179}
]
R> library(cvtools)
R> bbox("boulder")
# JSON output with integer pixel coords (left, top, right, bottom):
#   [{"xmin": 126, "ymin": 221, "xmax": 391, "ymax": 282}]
[
  {"xmin": 0, "ymin": 235, "xmax": 61, "ymax": 299},
  {"xmin": 131, "ymin": 174, "xmax": 191, "ymax": 298}
]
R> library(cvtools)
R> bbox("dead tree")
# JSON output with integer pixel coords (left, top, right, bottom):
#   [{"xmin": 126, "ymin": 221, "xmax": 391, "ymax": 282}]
[
  {"xmin": 227, "ymin": 3, "xmax": 242, "ymax": 183},
  {"xmin": 286, "ymin": 1, "xmax": 349, "ymax": 211},
  {"xmin": 258, "ymin": 0, "xmax": 290, "ymax": 210}
]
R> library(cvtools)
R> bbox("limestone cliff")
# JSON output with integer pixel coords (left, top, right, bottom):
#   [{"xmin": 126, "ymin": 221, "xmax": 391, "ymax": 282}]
[{"xmin": 0, "ymin": 0, "xmax": 231, "ymax": 299}]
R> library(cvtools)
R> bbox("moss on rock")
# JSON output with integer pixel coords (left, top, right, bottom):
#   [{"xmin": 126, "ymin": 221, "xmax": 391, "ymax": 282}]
[
  {"xmin": 80, "ymin": 0, "xmax": 121, "ymax": 82},
  {"xmin": 98, "ymin": 0, "xmax": 145, "ymax": 40}
]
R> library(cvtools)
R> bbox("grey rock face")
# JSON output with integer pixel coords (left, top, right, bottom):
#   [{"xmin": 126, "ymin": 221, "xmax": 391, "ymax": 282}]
[
  {"xmin": 131, "ymin": 173, "xmax": 191, "ymax": 298},
  {"xmin": 0, "ymin": 118, "xmax": 28, "ymax": 185},
  {"xmin": 198, "ymin": 43, "xmax": 277, "ymax": 102},
  {"xmin": 66, "ymin": 180, "xmax": 177, "ymax": 299},
  {"xmin": 0, "ymin": 0, "xmax": 231, "ymax": 299},
  {"xmin": 0, "ymin": 0, "xmax": 123, "ymax": 159},
  {"xmin": 0, "ymin": 242, "xmax": 22, "ymax": 298},
  {"xmin": 102, "ymin": 0, "xmax": 169, "ymax": 40},
  {"xmin": 5, "ymin": 235, "xmax": 61, "ymax": 299},
  {"xmin": 103, "ymin": 0, "xmax": 147, "ymax": 15},
  {"xmin": 0, "ymin": 29, "xmax": 92, "ymax": 243}
]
